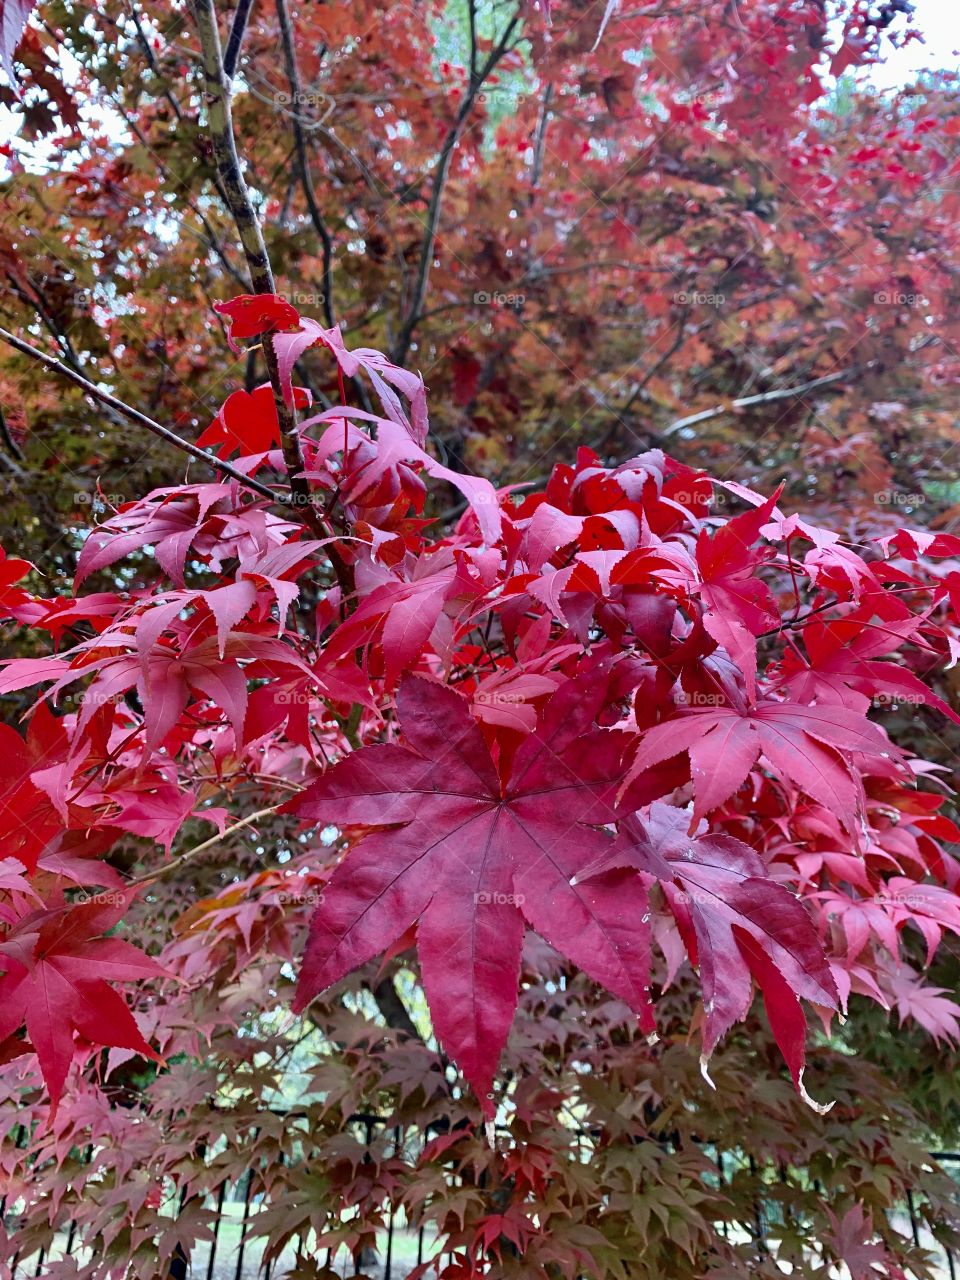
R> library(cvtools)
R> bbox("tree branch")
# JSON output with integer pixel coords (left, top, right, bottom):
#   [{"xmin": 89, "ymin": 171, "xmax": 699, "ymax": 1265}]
[
  {"xmin": 0, "ymin": 401, "xmax": 23, "ymax": 463},
  {"xmin": 662, "ymin": 369, "xmax": 857, "ymax": 437},
  {"xmin": 190, "ymin": 0, "xmax": 274, "ymax": 293},
  {"xmin": 223, "ymin": 0, "xmax": 254, "ymax": 80},
  {"xmin": 369, "ymin": 976, "xmax": 421, "ymax": 1041},
  {"xmin": 125, "ymin": 0, "xmax": 184, "ymax": 122},
  {"xmin": 530, "ymin": 82, "xmax": 554, "ymax": 199},
  {"xmin": 0, "ymin": 326, "xmax": 282, "ymax": 504},
  {"xmin": 467, "ymin": 0, "xmax": 479, "ymax": 81},
  {"xmin": 126, "ymin": 805, "xmax": 281, "ymax": 888},
  {"xmin": 111, "ymin": 96, "xmax": 249, "ymax": 289},
  {"xmin": 6, "ymin": 271, "xmax": 84, "ymax": 374},
  {"xmin": 757, "ymin": 596, "xmax": 839, "ymax": 639},
  {"xmin": 189, "ymin": 0, "xmax": 326, "ymax": 542},
  {"xmin": 391, "ymin": 8, "xmax": 520, "ymax": 366},
  {"xmin": 275, "ymin": 0, "xmax": 337, "ymax": 330}
]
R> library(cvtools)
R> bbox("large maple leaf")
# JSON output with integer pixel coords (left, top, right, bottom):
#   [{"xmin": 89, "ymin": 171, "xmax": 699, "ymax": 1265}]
[
  {"xmin": 308, "ymin": 408, "xmax": 502, "ymax": 545},
  {"xmin": 196, "ymin": 383, "xmax": 311, "ymax": 461},
  {"xmin": 0, "ymin": 890, "xmax": 167, "ymax": 1109},
  {"xmin": 73, "ymin": 481, "xmax": 291, "ymax": 589},
  {"xmin": 284, "ymin": 672, "xmax": 655, "ymax": 1112},
  {"xmin": 580, "ymin": 803, "xmax": 838, "ymax": 1108},
  {"xmin": 0, "ymin": 714, "xmax": 64, "ymax": 873},
  {"xmin": 322, "ymin": 547, "xmax": 473, "ymax": 688},
  {"xmin": 273, "ymin": 317, "xmax": 429, "ymax": 445}
]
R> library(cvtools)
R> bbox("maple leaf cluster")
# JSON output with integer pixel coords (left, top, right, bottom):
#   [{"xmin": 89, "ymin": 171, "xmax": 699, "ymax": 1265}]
[{"xmin": 1, "ymin": 300, "xmax": 960, "ymax": 1131}]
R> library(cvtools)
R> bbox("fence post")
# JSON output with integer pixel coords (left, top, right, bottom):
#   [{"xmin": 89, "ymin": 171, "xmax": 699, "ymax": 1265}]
[
  {"xmin": 234, "ymin": 1165, "xmax": 256, "ymax": 1280},
  {"xmin": 748, "ymin": 1155, "xmax": 766, "ymax": 1256},
  {"xmin": 205, "ymin": 1182, "xmax": 227, "ymax": 1280}
]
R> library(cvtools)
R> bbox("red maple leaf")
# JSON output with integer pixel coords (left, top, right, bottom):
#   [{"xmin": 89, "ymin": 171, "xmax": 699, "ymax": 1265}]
[
  {"xmin": 0, "ymin": 712, "xmax": 64, "ymax": 873},
  {"xmin": 196, "ymin": 383, "xmax": 311, "ymax": 460},
  {"xmin": 823, "ymin": 1204, "xmax": 903, "ymax": 1280},
  {"xmin": 582, "ymin": 803, "xmax": 837, "ymax": 1108},
  {"xmin": 284, "ymin": 671, "xmax": 655, "ymax": 1113},
  {"xmin": 308, "ymin": 408, "xmax": 502, "ymax": 545},
  {"xmin": 696, "ymin": 488, "xmax": 781, "ymax": 696},
  {"xmin": 0, "ymin": 890, "xmax": 167, "ymax": 1109},
  {"xmin": 887, "ymin": 969, "xmax": 960, "ymax": 1044},
  {"xmin": 213, "ymin": 293, "xmax": 301, "ymax": 352},
  {"xmin": 623, "ymin": 695, "xmax": 904, "ymax": 833},
  {"xmin": 778, "ymin": 609, "xmax": 960, "ymax": 724}
]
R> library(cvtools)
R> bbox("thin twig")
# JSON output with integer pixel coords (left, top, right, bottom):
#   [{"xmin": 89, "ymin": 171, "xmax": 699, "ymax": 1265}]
[
  {"xmin": 756, "ymin": 597, "xmax": 838, "ymax": 639},
  {"xmin": 124, "ymin": 0, "xmax": 184, "ymax": 122},
  {"xmin": 0, "ymin": 326, "xmax": 282, "ymax": 503},
  {"xmin": 391, "ymin": 7, "xmax": 521, "ymax": 365},
  {"xmin": 0, "ymin": 400, "xmax": 24, "ymax": 462},
  {"xmin": 190, "ymin": 0, "xmax": 274, "ymax": 292},
  {"xmin": 275, "ymin": 0, "xmax": 337, "ymax": 329},
  {"xmin": 111, "ymin": 95, "xmax": 249, "ymax": 288},
  {"xmin": 127, "ymin": 805, "xmax": 281, "ymax": 888},
  {"xmin": 530, "ymin": 82, "xmax": 554, "ymax": 198}
]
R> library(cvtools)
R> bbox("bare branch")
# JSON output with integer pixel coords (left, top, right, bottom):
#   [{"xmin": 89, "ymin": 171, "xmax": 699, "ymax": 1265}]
[
  {"xmin": 223, "ymin": 0, "xmax": 255, "ymax": 80},
  {"xmin": 0, "ymin": 326, "xmax": 282, "ymax": 504},
  {"xmin": 530, "ymin": 82, "xmax": 554, "ymax": 199},
  {"xmin": 189, "ymin": 0, "xmax": 274, "ymax": 293},
  {"xmin": 391, "ymin": 8, "xmax": 521, "ymax": 366},
  {"xmin": 275, "ymin": 0, "xmax": 337, "ymax": 329},
  {"xmin": 124, "ymin": 0, "xmax": 184, "ymax": 122},
  {"xmin": 111, "ymin": 96, "xmax": 249, "ymax": 289},
  {"xmin": 662, "ymin": 369, "xmax": 858, "ymax": 437},
  {"xmin": 369, "ymin": 976, "xmax": 421, "ymax": 1041},
  {"xmin": 127, "ymin": 805, "xmax": 281, "ymax": 888},
  {"xmin": 188, "ymin": 0, "xmax": 326, "ymax": 541},
  {"xmin": 467, "ymin": 0, "xmax": 479, "ymax": 81},
  {"xmin": 0, "ymin": 401, "xmax": 23, "ymax": 463},
  {"xmin": 6, "ymin": 271, "xmax": 84, "ymax": 374}
]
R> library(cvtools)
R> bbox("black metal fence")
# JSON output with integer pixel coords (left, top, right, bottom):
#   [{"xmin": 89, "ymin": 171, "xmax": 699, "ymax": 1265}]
[{"xmin": 5, "ymin": 1116, "xmax": 960, "ymax": 1279}]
